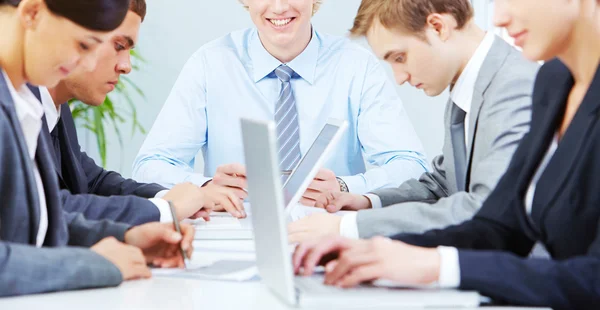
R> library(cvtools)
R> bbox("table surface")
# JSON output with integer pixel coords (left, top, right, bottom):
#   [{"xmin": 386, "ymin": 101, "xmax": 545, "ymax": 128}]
[{"xmin": 0, "ymin": 240, "xmax": 551, "ymax": 310}]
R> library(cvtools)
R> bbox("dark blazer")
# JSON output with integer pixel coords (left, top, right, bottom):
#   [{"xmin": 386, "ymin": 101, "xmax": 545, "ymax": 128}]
[
  {"xmin": 29, "ymin": 86, "xmax": 165, "ymax": 225},
  {"xmin": 0, "ymin": 70, "xmax": 129, "ymax": 297},
  {"xmin": 393, "ymin": 59, "xmax": 600, "ymax": 310}
]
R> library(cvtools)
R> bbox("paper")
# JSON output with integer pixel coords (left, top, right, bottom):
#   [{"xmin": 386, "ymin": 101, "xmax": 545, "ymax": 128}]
[
  {"xmin": 287, "ymin": 203, "xmax": 356, "ymax": 222},
  {"xmin": 152, "ymin": 260, "xmax": 258, "ymax": 282}
]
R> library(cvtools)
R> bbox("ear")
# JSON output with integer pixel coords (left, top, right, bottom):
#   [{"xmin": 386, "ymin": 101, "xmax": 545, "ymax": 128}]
[
  {"xmin": 425, "ymin": 13, "xmax": 452, "ymax": 42},
  {"xmin": 18, "ymin": 0, "xmax": 43, "ymax": 30}
]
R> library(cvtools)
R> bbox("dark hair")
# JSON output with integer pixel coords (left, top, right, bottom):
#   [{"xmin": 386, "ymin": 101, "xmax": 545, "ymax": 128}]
[
  {"xmin": 129, "ymin": 0, "xmax": 146, "ymax": 22},
  {"xmin": 0, "ymin": 0, "xmax": 130, "ymax": 32}
]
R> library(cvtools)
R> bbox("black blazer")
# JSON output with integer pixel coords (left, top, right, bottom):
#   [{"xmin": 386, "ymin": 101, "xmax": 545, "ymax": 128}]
[
  {"xmin": 393, "ymin": 59, "xmax": 600, "ymax": 310},
  {"xmin": 0, "ymin": 70, "xmax": 129, "ymax": 296},
  {"xmin": 30, "ymin": 85, "xmax": 165, "ymax": 225}
]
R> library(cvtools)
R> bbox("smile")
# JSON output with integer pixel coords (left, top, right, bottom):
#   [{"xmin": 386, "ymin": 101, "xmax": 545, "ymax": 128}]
[{"xmin": 268, "ymin": 18, "xmax": 295, "ymax": 27}]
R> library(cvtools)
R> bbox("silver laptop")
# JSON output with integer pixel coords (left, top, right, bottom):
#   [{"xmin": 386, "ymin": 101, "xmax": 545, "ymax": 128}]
[
  {"xmin": 194, "ymin": 119, "xmax": 347, "ymax": 240},
  {"xmin": 242, "ymin": 119, "xmax": 481, "ymax": 308}
]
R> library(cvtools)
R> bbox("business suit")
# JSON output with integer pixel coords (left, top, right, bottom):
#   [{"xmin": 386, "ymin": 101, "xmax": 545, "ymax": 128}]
[
  {"xmin": 393, "ymin": 59, "xmax": 600, "ymax": 309},
  {"xmin": 0, "ymin": 71, "xmax": 129, "ymax": 296},
  {"xmin": 29, "ymin": 86, "xmax": 166, "ymax": 225},
  {"xmin": 356, "ymin": 37, "xmax": 539, "ymax": 238}
]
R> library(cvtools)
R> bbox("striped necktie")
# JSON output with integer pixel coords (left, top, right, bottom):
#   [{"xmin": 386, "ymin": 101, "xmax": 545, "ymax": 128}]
[{"xmin": 274, "ymin": 65, "xmax": 301, "ymax": 171}]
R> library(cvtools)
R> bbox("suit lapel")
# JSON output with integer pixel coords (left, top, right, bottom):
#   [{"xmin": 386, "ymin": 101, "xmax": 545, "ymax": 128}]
[
  {"xmin": 0, "ymin": 71, "xmax": 41, "ymax": 243},
  {"xmin": 463, "ymin": 37, "xmax": 512, "ymax": 189},
  {"xmin": 532, "ymin": 63, "xmax": 600, "ymax": 222},
  {"xmin": 57, "ymin": 104, "xmax": 88, "ymax": 193}
]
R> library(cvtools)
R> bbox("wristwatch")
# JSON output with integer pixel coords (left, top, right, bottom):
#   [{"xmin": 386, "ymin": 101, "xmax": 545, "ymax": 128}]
[{"xmin": 336, "ymin": 177, "xmax": 349, "ymax": 193}]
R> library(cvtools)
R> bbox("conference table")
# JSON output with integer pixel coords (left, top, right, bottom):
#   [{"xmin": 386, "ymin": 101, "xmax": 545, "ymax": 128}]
[{"xmin": 0, "ymin": 240, "xmax": 551, "ymax": 310}]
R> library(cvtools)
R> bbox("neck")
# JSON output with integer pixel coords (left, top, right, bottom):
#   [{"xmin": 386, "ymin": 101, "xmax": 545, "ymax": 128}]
[
  {"xmin": 259, "ymin": 25, "xmax": 313, "ymax": 63},
  {"xmin": 557, "ymin": 11, "xmax": 600, "ymax": 86},
  {"xmin": 48, "ymin": 82, "xmax": 72, "ymax": 108},
  {"xmin": 0, "ymin": 8, "xmax": 26, "ymax": 89},
  {"xmin": 451, "ymin": 22, "xmax": 487, "ymax": 85}
]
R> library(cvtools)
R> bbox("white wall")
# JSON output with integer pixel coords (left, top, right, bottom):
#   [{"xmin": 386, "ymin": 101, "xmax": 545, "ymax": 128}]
[{"xmin": 83, "ymin": 0, "xmax": 449, "ymax": 177}]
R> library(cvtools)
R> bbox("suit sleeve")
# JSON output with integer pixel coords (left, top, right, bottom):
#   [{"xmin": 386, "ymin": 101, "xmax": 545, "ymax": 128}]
[
  {"xmin": 60, "ymin": 105, "xmax": 166, "ymax": 198},
  {"xmin": 60, "ymin": 190, "xmax": 159, "ymax": 226},
  {"xmin": 358, "ymin": 66, "xmax": 534, "ymax": 238},
  {"xmin": 0, "ymin": 242, "xmax": 122, "ymax": 297},
  {"xmin": 63, "ymin": 211, "xmax": 132, "ymax": 247}
]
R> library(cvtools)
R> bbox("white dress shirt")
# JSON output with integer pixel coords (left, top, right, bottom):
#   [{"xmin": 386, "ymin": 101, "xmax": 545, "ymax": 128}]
[
  {"xmin": 38, "ymin": 86, "xmax": 173, "ymax": 222},
  {"xmin": 3, "ymin": 70, "xmax": 48, "ymax": 247}
]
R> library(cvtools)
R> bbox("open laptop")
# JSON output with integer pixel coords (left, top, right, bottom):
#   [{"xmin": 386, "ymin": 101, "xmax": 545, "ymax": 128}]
[
  {"xmin": 242, "ymin": 118, "xmax": 481, "ymax": 308},
  {"xmin": 193, "ymin": 118, "xmax": 347, "ymax": 240}
]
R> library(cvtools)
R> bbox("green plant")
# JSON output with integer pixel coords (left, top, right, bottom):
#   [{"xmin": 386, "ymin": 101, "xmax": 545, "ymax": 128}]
[{"xmin": 69, "ymin": 50, "xmax": 147, "ymax": 167}]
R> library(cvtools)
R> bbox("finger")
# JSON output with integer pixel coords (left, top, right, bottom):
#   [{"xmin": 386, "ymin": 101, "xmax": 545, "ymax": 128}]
[
  {"xmin": 128, "ymin": 263, "xmax": 152, "ymax": 280},
  {"xmin": 128, "ymin": 246, "xmax": 147, "ymax": 265},
  {"xmin": 326, "ymin": 193, "xmax": 353, "ymax": 213},
  {"xmin": 302, "ymin": 237, "xmax": 350, "ymax": 276},
  {"xmin": 303, "ymin": 188, "xmax": 324, "ymax": 200},
  {"xmin": 337, "ymin": 264, "xmax": 381, "ymax": 288},
  {"xmin": 292, "ymin": 240, "xmax": 317, "ymax": 274},
  {"xmin": 324, "ymin": 251, "xmax": 377, "ymax": 285},
  {"xmin": 218, "ymin": 196, "xmax": 243, "ymax": 218},
  {"xmin": 314, "ymin": 169, "xmax": 335, "ymax": 181},
  {"xmin": 299, "ymin": 197, "xmax": 317, "ymax": 207},
  {"xmin": 226, "ymin": 191, "xmax": 246, "ymax": 218},
  {"xmin": 180, "ymin": 224, "xmax": 195, "ymax": 252},
  {"xmin": 213, "ymin": 174, "xmax": 246, "ymax": 189},
  {"xmin": 231, "ymin": 187, "xmax": 248, "ymax": 200},
  {"xmin": 218, "ymin": 163, "xmax": 247, "ymax": 176}
]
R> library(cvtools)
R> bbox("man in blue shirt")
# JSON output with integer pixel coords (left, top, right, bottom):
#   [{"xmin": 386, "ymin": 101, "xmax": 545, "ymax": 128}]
[{"xmin": 133, "ymin": 0, "xmax": 428, "ymax": 216}]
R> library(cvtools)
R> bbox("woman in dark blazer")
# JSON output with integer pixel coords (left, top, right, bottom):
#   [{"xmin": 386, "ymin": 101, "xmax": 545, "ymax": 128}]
[{"xmin": 292, "ymin": 0, "xmax": 600, "ymax": 309}]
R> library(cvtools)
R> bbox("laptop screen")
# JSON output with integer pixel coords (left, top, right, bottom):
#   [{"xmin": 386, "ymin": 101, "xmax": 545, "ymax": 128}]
[{"xmin": 282, "ymin": 123, "xmax": 341, "ymax": 206}]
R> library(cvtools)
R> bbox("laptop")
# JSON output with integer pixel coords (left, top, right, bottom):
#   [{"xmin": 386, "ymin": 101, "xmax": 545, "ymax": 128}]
[
  {"xmin": 242, "ymin": 118, "xmax": 481, "ymax": 308},
  {"xmin": 193, "ymin": 118, "xmax": 348, "ymax": 240}
]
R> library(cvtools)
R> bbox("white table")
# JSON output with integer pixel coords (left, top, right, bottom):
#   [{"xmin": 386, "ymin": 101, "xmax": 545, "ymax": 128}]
[{"xmin": 0, "ymin": 240, "xmax": 551, "ymax": 310}]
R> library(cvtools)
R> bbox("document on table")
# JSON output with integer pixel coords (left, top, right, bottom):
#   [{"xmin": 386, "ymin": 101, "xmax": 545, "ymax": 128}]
[{"xmin": 152, "ymin": 260, "xmax": 258, "ymax": 282}]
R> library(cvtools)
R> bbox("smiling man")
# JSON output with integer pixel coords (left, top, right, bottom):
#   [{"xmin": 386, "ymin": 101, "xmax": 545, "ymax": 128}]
[
  {"xmin": 132, "ymin": 0, "xmax": 430, "ymax": 217},
  {"xmin": 36, "ymin": 0, "xmax": 241, "ymax": 225}
]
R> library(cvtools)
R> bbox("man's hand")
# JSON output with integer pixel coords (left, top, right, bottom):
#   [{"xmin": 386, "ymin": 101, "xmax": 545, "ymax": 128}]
[
  {"xmin": 314, "ymin": 192, "xmax": 372, "ymax": 213},
  {"xmin": 124, "ymin": 222, "xmax": 195, "ymax": 268},
  {"xmin": 210, "ymin": 163, "xmax": 248, "ymax": 200},
  {"xmin": 288, "ymin": 213, "xmax": 342, "ymax": 243},
  {"xmin": 199, "ymin": 184, "xmax": 246, "ymax": 218},
  {"xmin": 91, "ymin": 237, "xmax": 151, "ymax": 280},
  {"xmin": 293, "ymin": 236, "xmax": 441, "ymax": 288},
  {"xmin": 301, "ymin": 169, "xmax": 340, "ymax": 206},
  {"xmin": 163, "ymin": 183, "xmax": 213, "ymax": 220}
]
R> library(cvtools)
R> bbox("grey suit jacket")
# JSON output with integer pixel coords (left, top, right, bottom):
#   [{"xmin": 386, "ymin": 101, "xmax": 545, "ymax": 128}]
[
  {"xmin": 0, "ymin": 70, "xmax": 129, "ymax": 297},
  {"xmin": 357, "ymin": 37, "xmax": 540, "ymax": 238}
]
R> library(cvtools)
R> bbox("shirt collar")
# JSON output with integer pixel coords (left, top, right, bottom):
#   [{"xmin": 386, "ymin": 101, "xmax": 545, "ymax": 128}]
[
  {"xmin": 250, "ymin": 28, "xmax": 320, "ymax": 84},
  {"xmin": 450, "ymin": 32, "xmax": 496, "ymax": 114},
  {"xmin": 39, "ymin": 86, "xmax": 61, "ymax": 131}
]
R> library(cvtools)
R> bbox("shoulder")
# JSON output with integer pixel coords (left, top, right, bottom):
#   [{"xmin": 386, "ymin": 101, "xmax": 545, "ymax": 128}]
[
  {"xmin": 315, "ymin": 31, "xmax": 380, "ymax": 67},
  {"xmin": 185, "ymin": 28, "xmax": 254, "ymax": 65}
]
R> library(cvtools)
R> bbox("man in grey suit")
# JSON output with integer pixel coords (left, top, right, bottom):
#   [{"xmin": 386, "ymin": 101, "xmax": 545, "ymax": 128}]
[{"xmin": 288, "ymin": 0, "xmax": 539, "ymax": 242}]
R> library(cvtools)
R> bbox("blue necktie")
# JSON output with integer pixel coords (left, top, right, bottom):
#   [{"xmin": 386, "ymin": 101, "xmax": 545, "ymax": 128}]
[{"xmin": 274, "ymin": 65, "xmax": 301, "ymax": 171}]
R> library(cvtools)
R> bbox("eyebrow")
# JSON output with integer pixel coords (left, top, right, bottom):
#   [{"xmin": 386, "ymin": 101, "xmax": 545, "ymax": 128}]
[
  {"xmin": 117, "ymin": 35, "xmax": 136, "ymax": 49},
  {"xmin": 88, "ymin": 36, "xmax": 103, "ymax": 44}
]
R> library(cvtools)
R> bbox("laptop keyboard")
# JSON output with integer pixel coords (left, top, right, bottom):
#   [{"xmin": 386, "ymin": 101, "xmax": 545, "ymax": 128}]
[{"xmin": 193, "ymin": 216, "xmax": 242, "ymax": 229}]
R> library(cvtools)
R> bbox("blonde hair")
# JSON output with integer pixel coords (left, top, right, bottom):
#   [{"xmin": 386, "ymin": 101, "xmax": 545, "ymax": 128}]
[
  {"xmin": 238, "ymin": 0, "xmax": 323, "ymax": 15},
  {"xmin": 350, "ymin": 0, "xmax": 473, "ymax": 37}
]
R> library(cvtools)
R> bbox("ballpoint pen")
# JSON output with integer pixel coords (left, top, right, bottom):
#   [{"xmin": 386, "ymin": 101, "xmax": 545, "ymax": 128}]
[{"xmin": 167, "ymin": 201, "xmax": 190, "ymax": 269}]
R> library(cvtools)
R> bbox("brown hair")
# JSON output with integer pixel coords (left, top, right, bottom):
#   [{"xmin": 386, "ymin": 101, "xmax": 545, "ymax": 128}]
[
  {"xmin": 129, "ymin": 0, "xmax": 146, "ymax": 22},
  {"xmin": 350, "ymin": 0, "xmax": 473, "ymax": 37}
]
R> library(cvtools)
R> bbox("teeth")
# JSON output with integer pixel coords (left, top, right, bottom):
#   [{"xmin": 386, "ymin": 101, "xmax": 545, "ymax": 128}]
[{"xmin": 270, "ymin": 18, "xmax": 292, "ymax": 26}]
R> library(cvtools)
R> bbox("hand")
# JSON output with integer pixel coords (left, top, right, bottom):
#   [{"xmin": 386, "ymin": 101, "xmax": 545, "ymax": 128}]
[
  {"xmin": 124, "ymin": 222, "xmax": 195, "ymax": 268},
  {"xmin": 163, "ymin": 182, "xmax": 214, "ymax": 220},
  {"xmin": 199, "ymin": 183, "xmax": 246, "ymax": 218},
  {"xmin": 300, "ymin": 169, "xmax": 340, "ymax": 206},
  {"xmin": 91, "ymin": 237, "xmax": 151, "ymax": 280},
  {"xmin": 314, "ymin": 192, "xmax": 372, "ymax": 213},
  {"xmin": 210, "ymin": 163, "xmax": 248, "ymax": 201},
  {"xmin": 293, "ymin": 235, "xmax": 441, "ymax": 288},
  {"xmin": 288, "ymin": 213, "xmax": 342, "ymax": 243}
]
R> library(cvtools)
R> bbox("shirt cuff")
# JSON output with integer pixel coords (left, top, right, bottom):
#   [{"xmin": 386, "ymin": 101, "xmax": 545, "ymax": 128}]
[
  {"xmin": 149, "ymin": 198, "xmax": 173, "ymax": 223},
  {"xmin": 364, "ymin": 194, "xmax": 383, "ymax": 209},
  {"xmin": 187, "ymin": 174, "xmax": 213, "ymax": 188},
  {"xmin": 154, "ymin": 190, "xmax": 169, "ymax": 199},
  {"xmin": 437, "ymin": 246, "xmax": 461, "ymax": 288},
  {"xmin": 337, "ymin": 175, "xmax": 367, "ymax": 195},
  {"xmin": 339, "ymin": 212, "xmax": 360, "ymax": 239}
]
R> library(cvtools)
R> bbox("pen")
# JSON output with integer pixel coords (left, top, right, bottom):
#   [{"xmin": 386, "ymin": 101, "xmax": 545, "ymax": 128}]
[
  {"xmin": 281, "ymin": 170, "xmax": 293, "ymax": 176},
  {"xmin": 167, "ymin": 201, "xmax": 190, "ymax": 269}
]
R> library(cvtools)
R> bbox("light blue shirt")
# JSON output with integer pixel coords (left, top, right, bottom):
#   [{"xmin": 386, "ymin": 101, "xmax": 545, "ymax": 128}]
[{"xmin": 133, "ymin": 28, "xmax": 429, "ymax": 194}]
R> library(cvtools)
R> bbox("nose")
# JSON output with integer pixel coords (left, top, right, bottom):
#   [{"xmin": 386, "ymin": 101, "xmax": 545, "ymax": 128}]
[
  {"xmin": 493, "ymin": 0, "xmax": 511, "ymax": 28},
  {"xmin": 273, "ymin": 0, "xmax": 290, "ymax": 14},
  {"xmin": 394, "ymin": 70, "xmax": 410, "ymax": 86},
  {"xmin": 116, "ymin": 52, "xmax": 132, "ymax": 75}
]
